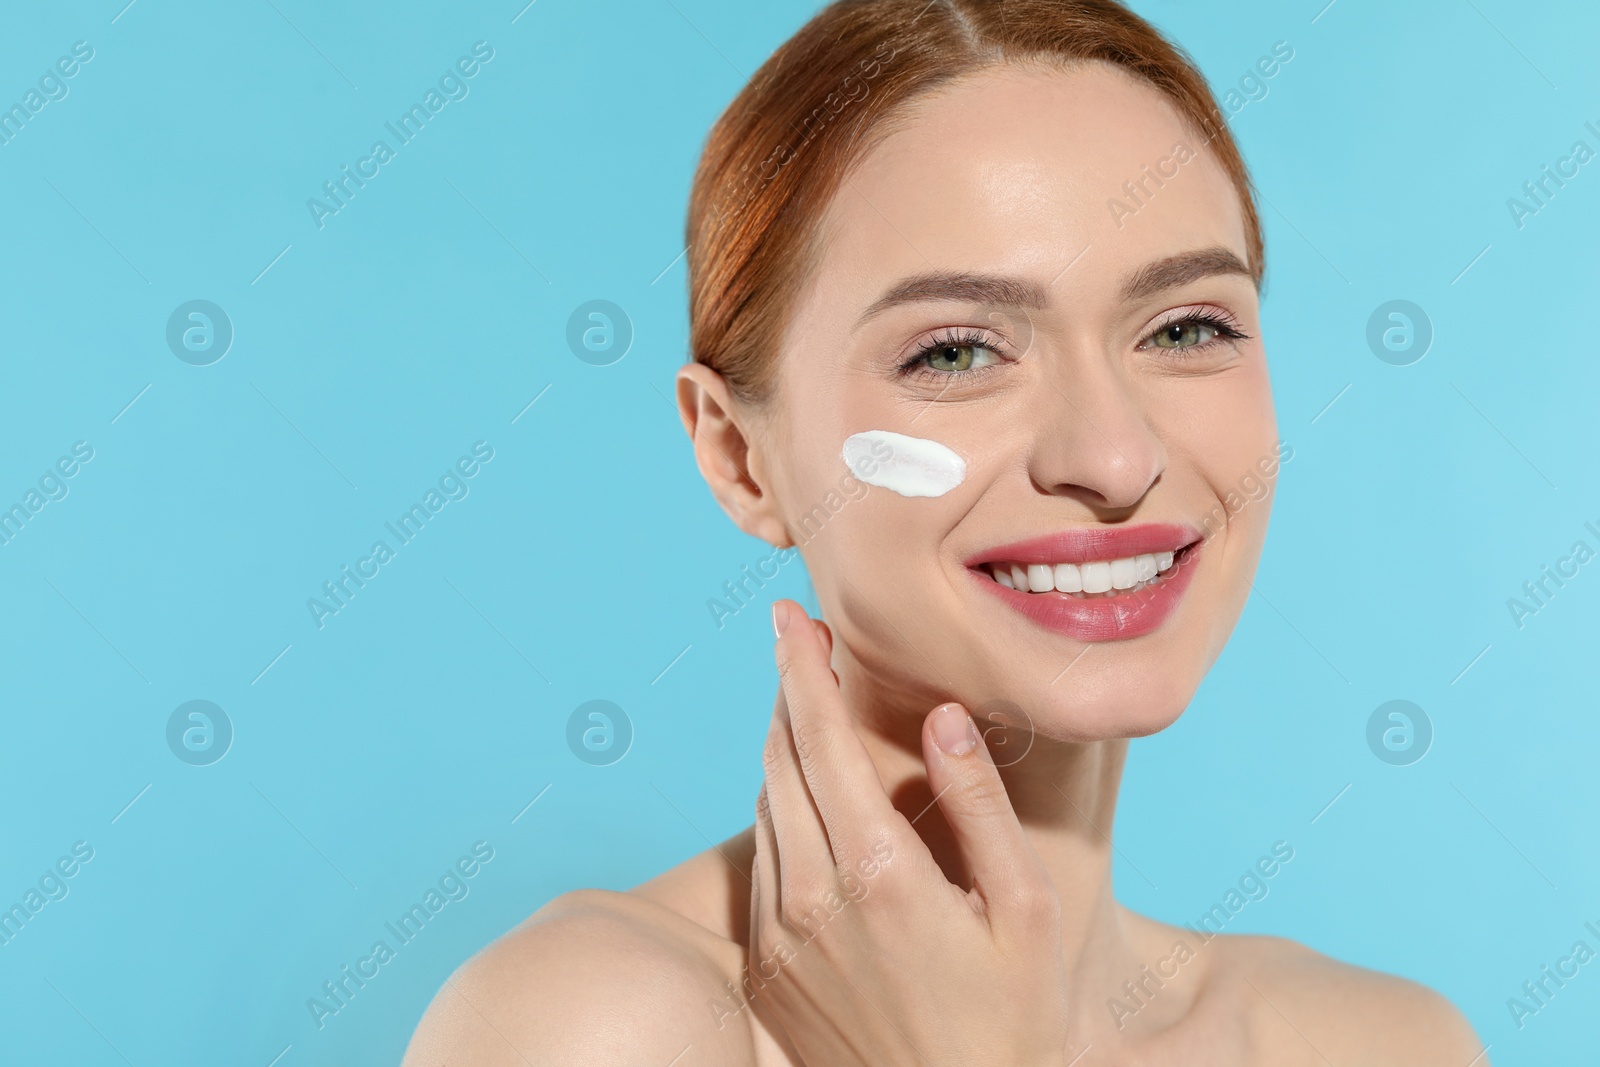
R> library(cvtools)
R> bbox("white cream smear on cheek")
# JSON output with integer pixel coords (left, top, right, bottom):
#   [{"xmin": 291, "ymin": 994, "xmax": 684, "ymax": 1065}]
[{"xmin": 841, "ymin": 430, "xmax": 966, "ymax": 498}]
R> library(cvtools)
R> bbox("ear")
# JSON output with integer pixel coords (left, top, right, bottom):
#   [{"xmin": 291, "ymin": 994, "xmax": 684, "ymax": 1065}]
[{"xmin": 675, "ymin": 362, "xmax": 791, "ymax": 548}]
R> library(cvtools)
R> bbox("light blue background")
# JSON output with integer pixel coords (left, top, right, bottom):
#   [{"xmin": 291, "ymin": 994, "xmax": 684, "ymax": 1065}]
[{"xmin": 1, "ymin": 0, "xmax": 1595, "ymax": 1063}]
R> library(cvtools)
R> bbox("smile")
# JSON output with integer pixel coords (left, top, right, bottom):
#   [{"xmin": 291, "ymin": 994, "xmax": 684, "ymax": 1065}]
[
  {"xmin": 982, "ymin": 550, "xmax": 1178, "ymax": 596},
  {"xmin": 964, "ymin": 524, "xmax": 1203, "ymax": 641}
]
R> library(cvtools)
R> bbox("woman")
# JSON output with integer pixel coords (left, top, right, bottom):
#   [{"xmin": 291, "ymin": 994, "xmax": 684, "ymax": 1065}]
[{"xmin": 406, "ymin": 0, "xmax": 1485, "ymax": 1062}]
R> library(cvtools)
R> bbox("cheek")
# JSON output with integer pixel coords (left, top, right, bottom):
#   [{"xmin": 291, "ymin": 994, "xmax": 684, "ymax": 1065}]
[
  {"xmin": 841, "ymin": 430, "xmax": 967, "ymax": 498},
  {"xmin": 1166, "ymin": 363, "xmax": 1277, "ymax": 483},
  {"xmin": 790, "ymin": 442, "xmax": 971, "ymax": 654}
]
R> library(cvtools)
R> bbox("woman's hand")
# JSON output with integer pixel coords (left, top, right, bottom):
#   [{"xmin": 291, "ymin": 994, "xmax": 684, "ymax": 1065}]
[{"xmin": 748, "ymin": 599, "xmax": 1073, "ymax": 1067}]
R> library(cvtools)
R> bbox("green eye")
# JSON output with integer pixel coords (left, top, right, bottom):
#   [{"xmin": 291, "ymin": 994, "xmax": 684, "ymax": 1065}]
[
  {"xmin": 908, "ymin": 332, "xmax": 1003, "ymax": 377},
  {"xmin": 1144, "ymin": 311, "xmax": 1250, "ymax": 354},
  {"xmin": 1151, "ymin": 320, "xmax": 1219, "ymax": 349},
  {"xmin": 927, "ymin": 344, "xmax": 988, "ymax": 371}
]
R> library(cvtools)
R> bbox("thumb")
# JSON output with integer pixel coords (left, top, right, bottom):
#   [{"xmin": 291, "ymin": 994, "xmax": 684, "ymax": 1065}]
[{"xmin": 921, "ymin": 702, "xmax": 1046, "ymax": 917}]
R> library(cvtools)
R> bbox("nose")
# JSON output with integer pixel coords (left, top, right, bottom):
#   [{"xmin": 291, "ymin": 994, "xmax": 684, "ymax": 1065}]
[{"xmin": 1025, "ymin": 349, "xmax": 1166, "ymax": 510}]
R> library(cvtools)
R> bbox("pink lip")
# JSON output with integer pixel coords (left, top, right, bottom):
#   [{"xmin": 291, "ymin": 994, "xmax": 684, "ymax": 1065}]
[
  {"xmin": 963, "ymin": 523, "xmax": 1202, "ymax": 567},
  {"xmin": 964, "ymin": 524, "xmax": 1205, "ymax": 642}
]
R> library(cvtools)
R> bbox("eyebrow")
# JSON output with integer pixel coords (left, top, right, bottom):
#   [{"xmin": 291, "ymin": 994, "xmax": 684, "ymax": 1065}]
[
  {"xmin": 855, "ymin": 246, "xmax": 1254, "ymax": 328},
  {"xmin": 1118, "ymin": 246, "xmax": 1254, "ymax": 304},
  {"xmin": 856, "ymin": 271, "xmax": 1047, "ymax": 327}
]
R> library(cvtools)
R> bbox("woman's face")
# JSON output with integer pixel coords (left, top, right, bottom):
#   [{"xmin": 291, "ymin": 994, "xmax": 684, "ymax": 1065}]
[{"xmin": 749, "ymin": 61, "xmax": 1278, "ymax": 741}]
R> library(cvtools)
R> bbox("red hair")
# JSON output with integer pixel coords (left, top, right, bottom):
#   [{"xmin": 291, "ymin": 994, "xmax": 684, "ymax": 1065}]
[{"xmin": 686, "ymin": 0, "xmax": 1265, "ymax": 404}]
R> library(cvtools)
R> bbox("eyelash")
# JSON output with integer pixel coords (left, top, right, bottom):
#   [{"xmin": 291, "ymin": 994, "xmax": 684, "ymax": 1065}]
[
  {"xmin": 896, "ymin": 328, "xmax": 1002, "ymax": 382},
  {"xmin": 1140, "ymin": 309, "xmax": 1253, "ymax": 354},
  {"xmin": 895, "ymin": 310, "xmax": 1252, "ymax": 381}
]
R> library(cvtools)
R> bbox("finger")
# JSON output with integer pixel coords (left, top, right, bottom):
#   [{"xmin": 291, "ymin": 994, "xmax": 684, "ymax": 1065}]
[
  {"xmin": 812, "ymin": 618, "xmax": 832, "ymax": 657},
  {"xmin": 920, "ymin": 702, "xmax": 1049, "ymax": 921},
  {"xmin": 770, "ymin": 599, "xmax": 901, "ymax": 867},
  {"xmin": 761, "ymin": 674, "xmax": 835, "ymax": 890},
  {"xmin": 750, "ymin": 783, "xmax": 782, "ymax": 958},
  {"xmin": 810, "ymin": 618, "xmax": 838, "ymax": 684}
]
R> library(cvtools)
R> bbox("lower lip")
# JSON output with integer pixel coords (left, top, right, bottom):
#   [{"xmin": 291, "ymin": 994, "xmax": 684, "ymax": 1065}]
[{"xmin": 970, "ymin": 541, "xmax": 1203, "ymax": 642}]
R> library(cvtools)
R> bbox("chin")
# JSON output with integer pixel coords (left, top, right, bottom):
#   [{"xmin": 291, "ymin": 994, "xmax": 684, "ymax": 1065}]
[
  {"xmin": 947, "ymin": 645, "xmax": 1203, "ymax": 748},
  {"xmin": 1032, "ymin": 666, "xmax": 1200, "ymax": 743}
]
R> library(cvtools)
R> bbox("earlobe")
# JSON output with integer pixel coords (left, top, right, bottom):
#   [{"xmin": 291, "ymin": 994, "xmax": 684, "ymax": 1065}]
[{"xmin": 674, "ymin": 363, "xmax": 790, "ymax": 548}]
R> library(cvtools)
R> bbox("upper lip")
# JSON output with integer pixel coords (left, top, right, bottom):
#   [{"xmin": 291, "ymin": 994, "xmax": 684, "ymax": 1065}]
[{"xmin": 962, "ymin": 522, "xmax": 1203, "ymax": 567}]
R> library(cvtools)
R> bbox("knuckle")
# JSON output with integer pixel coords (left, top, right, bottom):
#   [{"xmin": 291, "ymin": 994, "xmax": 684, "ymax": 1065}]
[
  {"xmin": 761, "ymin": 736, "xmax": 785, "ymax": 776},
  {"xmin": 945, "ymin": 768, "xmax": 1012, "ymax": 815},
  {"xmin": 778, "ymin": 891, "xmax": 832, "ymax": 934},
  {"xmin": 862, "ymin": 857, "xmax": 912, "ymax": 909},
  {"xmin": 833, "ymin": 861, "xmax": 871, "ymax": 903},
  {"xmin": 789, "ymin": 718, "xmax": 824, "ymax": 773},
  {"xmin": 1007, "ymin": 877, "xmax": 1061, "ymax": 924},
  {"xmin": 775, "ymin": 862, "xmax": 860, "ymax": 929}
]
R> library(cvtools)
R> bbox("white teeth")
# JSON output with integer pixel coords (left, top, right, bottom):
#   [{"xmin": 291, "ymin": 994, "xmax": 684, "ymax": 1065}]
[
  {"xmin": 1053, "ymin": 562, "xmax": 1083, "ymax": 593},
  {"xmin": 1081, "ymin": 561, "xmax": 1112, "ymax": 594},
  {"xmin": 986, "ymin": 550, "xmax": 1183, "ymax": 596}
]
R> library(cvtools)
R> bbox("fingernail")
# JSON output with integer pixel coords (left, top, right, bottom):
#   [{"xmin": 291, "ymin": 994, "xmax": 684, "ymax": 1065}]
[
  {"xmin": 772, "ymin": 601, "xmax": 792, "ymax": 637},
  {"xmin": 933, "ymin": 703, "xmax": 976, "ymax": 756}
]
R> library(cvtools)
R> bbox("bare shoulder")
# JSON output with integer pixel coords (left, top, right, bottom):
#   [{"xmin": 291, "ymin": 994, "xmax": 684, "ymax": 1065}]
[
  {"xmin": 401, "ymin": 888, "xmax": 753, "ymax": 1067},
  {"xmin": 1212, "ymin": 933, "xmax": 1488, "ymax": 1065}
]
